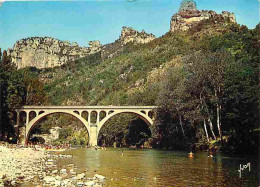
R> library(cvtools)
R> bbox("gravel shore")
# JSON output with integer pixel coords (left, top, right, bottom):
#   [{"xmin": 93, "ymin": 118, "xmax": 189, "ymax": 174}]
[
  {"xmin": 0, "ymin": 145, "xmax": 105, "ymax": 186},
  {"xmin": 0, "ymin": 145, "xmax": 47, "ymax": 186}
]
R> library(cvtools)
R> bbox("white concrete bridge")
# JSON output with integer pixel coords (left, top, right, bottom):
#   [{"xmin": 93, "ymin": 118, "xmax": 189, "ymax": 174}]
[{"xmin": 15, "ymin": 106, "xmax": 156, "ymax": 146}]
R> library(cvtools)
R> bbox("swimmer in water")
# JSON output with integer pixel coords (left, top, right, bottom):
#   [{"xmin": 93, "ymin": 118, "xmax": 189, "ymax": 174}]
[{"xmin": 188, "ymin": 151, "xmax": 194, "ymax": 158}]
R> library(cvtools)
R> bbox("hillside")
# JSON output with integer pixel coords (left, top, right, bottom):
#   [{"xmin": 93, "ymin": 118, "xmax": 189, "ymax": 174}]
[
  {"xmin": 1, "ymin": 0, "xmax": 259, "ymax": 151},
  {"xmin": 30, "ymin": 18, "xmax": 259, "ymax": 150},
  {"xmin": 38, "ymin": 18, "xmax": 239, "ymax": 106},
  {"xmin": 7, "ymin": 0, "xmax": 239, "ymax": 107}
]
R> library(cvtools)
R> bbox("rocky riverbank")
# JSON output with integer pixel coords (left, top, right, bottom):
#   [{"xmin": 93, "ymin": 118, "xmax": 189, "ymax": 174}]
[{"xmin": 0, "ymin": 145, "xmax": 105, "ymax": 186}]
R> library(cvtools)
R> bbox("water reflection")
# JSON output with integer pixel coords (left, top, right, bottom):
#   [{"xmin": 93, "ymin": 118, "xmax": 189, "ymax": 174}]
[{"xmin": 54, "ymin": 148, "xmax": 257, "ymax": 187}]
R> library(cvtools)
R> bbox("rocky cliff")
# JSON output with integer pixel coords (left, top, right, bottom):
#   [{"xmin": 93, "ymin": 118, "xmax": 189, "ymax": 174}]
[
  {"xmin": 119, "ymin": 26, "xmax": 155, "ymax": 44},
  {"xmin": 8, "ymin": 27, "xmax": 155, "ymax": 69},
  {"xmin": 170, "ymin": 0, "xmax": 236, "ymax": 32},
  {"xmin": 7, "ymin": 37, "xmax": 102, "ymax": 69},
  {"xmin": 101, "ymin": 26, "xmax": 155, "ymax": 59}
]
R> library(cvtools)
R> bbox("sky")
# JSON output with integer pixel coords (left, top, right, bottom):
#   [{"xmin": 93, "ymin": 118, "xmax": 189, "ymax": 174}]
[{"xmin": 0, "ymin": 0, "xmax": 259, "ymax": 50}]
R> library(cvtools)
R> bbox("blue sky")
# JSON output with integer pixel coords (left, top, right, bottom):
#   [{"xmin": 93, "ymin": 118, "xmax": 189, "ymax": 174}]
[{"xmin": 0, "ymin": 0, "xmax": 259, "ymax": 50}]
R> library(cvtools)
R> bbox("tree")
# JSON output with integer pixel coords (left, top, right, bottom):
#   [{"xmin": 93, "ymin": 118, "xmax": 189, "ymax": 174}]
[
  {"xmin": 155, "ymin": 67, "xmax": 192, "ymax": 149},
  {"xmin": 0, "ymin": 52, "xmax": 47, "ymax": 140},
  {"xmin": 0, "ymin": 50, "xmax": 17, "ymax": 139},
  {"xmin": 19, "ymin": 68, "xmax": 46, "ymax": 105},
  {"xmin": 222, "ymin": 47, "xmax": 259, "ymax": 152},
  {"xmin": 185, "ymin": 50, "xmax": 233, "ymax": 140}
]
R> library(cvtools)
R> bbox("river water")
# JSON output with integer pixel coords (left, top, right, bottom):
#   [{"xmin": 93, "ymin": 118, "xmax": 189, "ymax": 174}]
[{"xmin": 50, "ymin": 148, "xmax": 258, "ymax": 187}]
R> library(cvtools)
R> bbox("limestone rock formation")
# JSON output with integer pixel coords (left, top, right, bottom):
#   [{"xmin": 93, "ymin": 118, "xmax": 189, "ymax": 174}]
[
  {"xmin": 179, "ymin": 0, "xmax": 197, "ymax": 12},
  {"xmin": 119, "ymin": 26, "xmax": 155, "ymax": 44},
  {"xmin": 89, "ymin": 40, "xmax": 102, "ymax": 54},
  {"xmin": 8, "ymin": 26, "xmax": 155, "ymax": 69},
  {"xmin": 170, "ymin": 0, "xmax": 236, "ymax": 32},
  {"xmin": 7, "ymin": 37, "xmax": 102, "ymax": 69},
  {"xmin": 101, "ymin": 26, "xmax": 156, "ymax": 59}
]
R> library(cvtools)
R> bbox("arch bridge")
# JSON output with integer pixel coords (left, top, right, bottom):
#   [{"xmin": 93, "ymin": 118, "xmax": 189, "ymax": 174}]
[{"xmin": 15, "ymin": 106, "xmax": 156, "ymax": 146}]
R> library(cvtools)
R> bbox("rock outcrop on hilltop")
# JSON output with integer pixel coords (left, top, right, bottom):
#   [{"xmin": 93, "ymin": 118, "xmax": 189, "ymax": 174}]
[
  {"xmin": 101, "ymin": 26, "xmax": 156, "ymax": 59},
  {"xmin": 119, "ymin": 26, "xmax": 155, "ymax": 44},
  {"xmin": 179, "ymin": 0, "xmax": 197, "ymax": 12},
  {"xmin": 170, "ymin": 0, "xmax": 236, "ymax": 32},
  {"xmin": 8, "ymin": 27, "xmax": 155, "ymax": 69}
]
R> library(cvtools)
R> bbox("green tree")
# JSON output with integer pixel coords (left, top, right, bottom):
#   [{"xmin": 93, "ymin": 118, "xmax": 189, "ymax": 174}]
[
  {"xmin": 155, "ymin": 67, "xmax": 192, "ymax": 149},
  {"xmin": 0, "ymin": 52, "xmax": 47, "ymax": 140},
  {"xmin": 0, "ymin": 50, "xmax": 18, "ymax": 139}
]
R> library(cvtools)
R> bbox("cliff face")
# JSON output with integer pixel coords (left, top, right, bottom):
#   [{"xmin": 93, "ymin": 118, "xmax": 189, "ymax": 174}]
[
  {"xmin": 170, "ymin": 0, "xmax": 236, "ymax": 32},
  {"xmin": 7, "ymin": 37, "xmax": 101, "ymax": 69},
  {"xmin": 8, "ymin": 27, "xmax": 155, "ymax": 69}
]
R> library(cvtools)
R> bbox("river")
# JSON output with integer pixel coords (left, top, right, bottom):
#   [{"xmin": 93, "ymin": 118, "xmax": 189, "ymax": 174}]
[{"xmin": 44, "ymin": 148, "xmax": 258, "ymax": 187}]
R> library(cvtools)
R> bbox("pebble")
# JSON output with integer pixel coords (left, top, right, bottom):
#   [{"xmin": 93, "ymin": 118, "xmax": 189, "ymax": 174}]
[
  {"xmin": 52, "ymin": 170, "xmax": 58, "ymax": 174},
  {"xmin": 60, "ymin": 169, "xmax": 67, "ymax": 174},
  {"xmin": 43, "ymin": 176, "xmax": 55, "ymax": 184},
  {"xmin": 55, "ymin": 176, "xmax": 62, "ymax": 181},
  {"xmin": 85, "ymin": 181, "xmax": 96, "ymax": 186},
  {"xmin": 54, "ymin": 180, "xmax": 61, "ymax": 186},
  {"xmin": 76, "ymin": 173, "xmax": 85, "ymax": 180},
  {"xmin": 77, "ymin": 181, "xmax": 84, "ymax": 186},
  {"xmin": 94, "ymin": 174, "xmax": 105, "ymax": 180}
]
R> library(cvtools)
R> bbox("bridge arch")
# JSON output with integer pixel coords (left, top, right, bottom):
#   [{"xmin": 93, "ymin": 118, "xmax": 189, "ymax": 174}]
[
  {"xmin": 97, "ymin": 110, "xmax": 153, "ymax": 137},
  {"xmin": 25, "ymin": 111, "xmax": 90, "ymax": 145}
]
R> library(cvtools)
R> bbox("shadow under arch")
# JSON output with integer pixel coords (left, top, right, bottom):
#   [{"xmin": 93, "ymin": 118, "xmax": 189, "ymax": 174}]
[
  {"xmin": 97, "ymin": 111, "xmax": 154, "ymax": 139},
  {"xmin": 30, "ymin": 136, "xmax": 46, "ymax": 144},
  {"xmin": 25, "ymin": 111, "xmax": 90, "ymax": 145}
]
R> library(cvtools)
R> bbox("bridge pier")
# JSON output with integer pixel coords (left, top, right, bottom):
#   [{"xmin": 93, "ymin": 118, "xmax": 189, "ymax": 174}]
[
  {"xmin": 18, "ymin": 126, "xmax": 26, "ymax": 145},
  {"xmin": 89, "ymin": 124, "xmax": 98, "ymax": 146}
]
